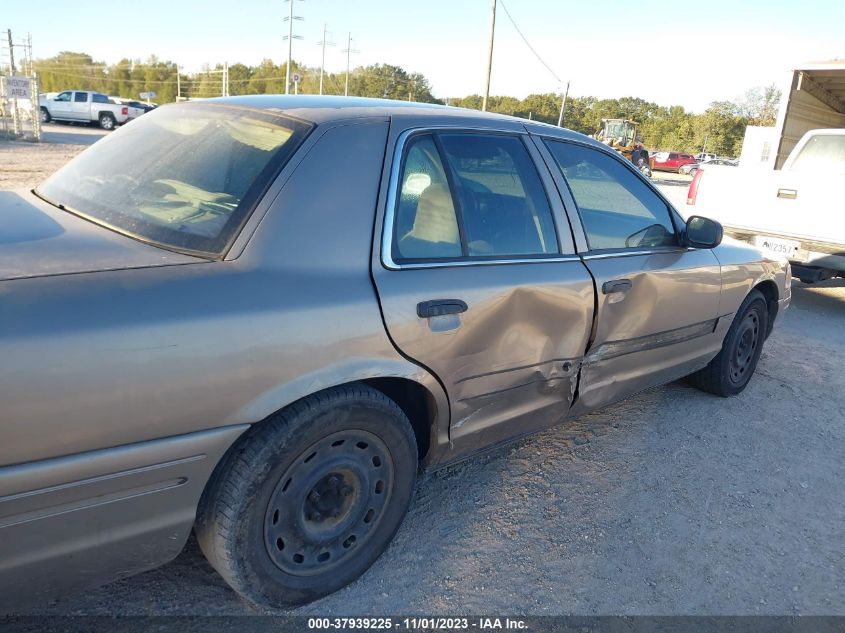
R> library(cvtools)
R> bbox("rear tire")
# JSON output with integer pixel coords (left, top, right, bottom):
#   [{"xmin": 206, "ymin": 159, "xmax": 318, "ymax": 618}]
[
  {"xmin": 99, "ymin": 113, "xmax": 115, "ymax": 130},
  {"xmin": 195, "ymin": 384, "xmax": 418, "ymax": 607},
  {"xmin": 688, "ymin": 290, "xmax": 768, "ymax": 397}
]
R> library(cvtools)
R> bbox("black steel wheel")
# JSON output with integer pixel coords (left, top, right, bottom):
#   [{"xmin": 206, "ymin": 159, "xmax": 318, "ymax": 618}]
[
  {"xmin": 263, "ymin": 430, "xmax": 394, "ymax": 576},
  {"xmin": 687, "ymin": 289, "xmax": 769, "ymax": 396},
  {"xmin": 728, "ymin": 310, "xmax": 761, "ymax": 386},
  {"xmin": 195, "ymin": 384, "xmax": 418, "ymax": 607}
]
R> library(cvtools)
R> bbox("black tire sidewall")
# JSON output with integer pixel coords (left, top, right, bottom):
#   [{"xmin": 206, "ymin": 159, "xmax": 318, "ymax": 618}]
[
  {"xmin": 214, "ymin": 390, "xmax": 417, "ymax": 606},
  {"xmin": 717, "ymin": 293, "xmax": 768, "ymax": 395}
]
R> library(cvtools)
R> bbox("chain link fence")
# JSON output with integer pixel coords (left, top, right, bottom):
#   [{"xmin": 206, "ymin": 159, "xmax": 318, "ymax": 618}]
[{"xmin": 1, "ymin": 29, "xmax": 41, "ymax": 141}]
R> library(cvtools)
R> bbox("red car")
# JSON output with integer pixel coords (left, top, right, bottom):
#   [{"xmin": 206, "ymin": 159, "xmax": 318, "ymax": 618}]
[{"xmin": 652, "ymin": 151, "xmax": 697, "ymax": 173}]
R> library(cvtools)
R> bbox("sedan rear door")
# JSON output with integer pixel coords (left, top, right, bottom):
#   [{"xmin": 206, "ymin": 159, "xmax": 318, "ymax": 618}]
[{"xmin": 372, "ymin": 123, "xmax": 594, "ymax": 459}]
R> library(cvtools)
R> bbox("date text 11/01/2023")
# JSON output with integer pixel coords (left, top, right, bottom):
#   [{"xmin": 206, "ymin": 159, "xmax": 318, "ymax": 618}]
[{"xmin": 307, "ymin": 617, "xmax": 529, "ymax": 630}]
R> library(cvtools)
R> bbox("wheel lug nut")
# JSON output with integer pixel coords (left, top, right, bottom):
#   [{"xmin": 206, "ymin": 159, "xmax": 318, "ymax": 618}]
[
  {"xmin": 341, "ymin": 486, "xmax": 353, "ymax": 497},
  {"xmin": 311, "ymin": 511, "xmax": 322, "ymax": 521}
]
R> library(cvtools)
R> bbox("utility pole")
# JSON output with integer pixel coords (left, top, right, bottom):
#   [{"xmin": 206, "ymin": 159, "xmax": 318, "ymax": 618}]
[
  {"xmin": 342, "ymin": 33, "xmax": 359, "ymax": 97},
  {"xmin": 317, "ymin": 23, "xmax": 334, "ymax": 96},
  {"xmin": 557, "ymin": 80, "xmax": 570, "ymax": 127},
  {"xmin": 223, "ymin": 61, "xmax": 229, "ymax": 97},
  {"xmin": 6, "ymin": 29, "xmax": 16, "ymax": 75},
  {"xmin": 283, "ymin": 0, "xmax": 304, "ymax": 95},
  {"xmin": 481, "ymin": 0, "xmax": 496, "ymax": 111},
  {"xmin": 26, "ymin": 32, "xmax": 32, "ymax": 75},
  {"xmin": 176, "ymin": 64, "xmax": 181, "ymax": 101}
]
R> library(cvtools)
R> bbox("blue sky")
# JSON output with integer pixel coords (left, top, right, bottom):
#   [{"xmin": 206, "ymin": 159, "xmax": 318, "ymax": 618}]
[{"xmin": 6, "ymin": 0, "xmax": 845, "ymax": 111}]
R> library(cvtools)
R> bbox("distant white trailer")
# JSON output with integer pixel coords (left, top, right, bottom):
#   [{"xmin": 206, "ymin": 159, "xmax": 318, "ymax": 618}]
[{"xmin": 738, "ymin": 125, "xmax": 777, "ymax": 167}]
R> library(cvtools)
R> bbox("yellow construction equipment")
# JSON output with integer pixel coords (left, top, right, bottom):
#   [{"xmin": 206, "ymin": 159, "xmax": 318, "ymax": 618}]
[{"xmin": 595, "ymin": 118, "xmax": 651, "ymax": 176}]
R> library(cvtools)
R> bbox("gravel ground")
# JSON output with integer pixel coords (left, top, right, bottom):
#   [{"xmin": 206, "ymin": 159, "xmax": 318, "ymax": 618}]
[
  {"xmin": 0, "ymin": 124, "xmax": 104, "ymax": 190},
  {"xmin": 3, "ymin": 130, "xmax": 844, "ymax": 616}
]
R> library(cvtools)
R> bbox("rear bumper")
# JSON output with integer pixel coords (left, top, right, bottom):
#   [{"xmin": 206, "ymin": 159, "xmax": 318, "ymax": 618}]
[
  {"xmin": 723, "ymin": 226, "xmax": 845, "ymax": 274},
  {"xmin": 0, "ymin": 425, "xmax": 247, "ymax": 610}
]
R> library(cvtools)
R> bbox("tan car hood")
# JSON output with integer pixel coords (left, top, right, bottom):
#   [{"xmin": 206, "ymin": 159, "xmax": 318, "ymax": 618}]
[{"xmin": 0, "ymin": 190, "xmax": 202, "ymax": 281}]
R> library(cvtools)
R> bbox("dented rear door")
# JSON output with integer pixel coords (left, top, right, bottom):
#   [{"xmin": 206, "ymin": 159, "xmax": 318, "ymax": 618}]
[{"xmin": 372, "ymin": 121, "xmax": 594, "ymax": 457}]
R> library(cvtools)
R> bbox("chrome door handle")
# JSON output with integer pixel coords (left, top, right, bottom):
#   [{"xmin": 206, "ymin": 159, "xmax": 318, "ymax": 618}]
[
  {"xmin": 602, "ymin": 279, "xmax": 632, "ymax": 294},
  {"xmin": 417, "ymin": 299, "xmax": 468, "ymax": 318},
  {"xmin": 777, "ymin": 188, "xmax": 797, "ymax": 199}
]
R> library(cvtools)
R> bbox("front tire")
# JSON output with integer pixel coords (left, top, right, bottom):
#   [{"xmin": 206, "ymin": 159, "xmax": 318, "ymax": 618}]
[
  {"xmin": 40, "ymin": 107, "xmax": 51, "ymax": 124},
  {"xmin": 688, "ymin": 289, "xmax": 768, "ymax": 396},
  {"xmin": 195, "ymin": 384, "xmax": 418, "ymax": 608}
]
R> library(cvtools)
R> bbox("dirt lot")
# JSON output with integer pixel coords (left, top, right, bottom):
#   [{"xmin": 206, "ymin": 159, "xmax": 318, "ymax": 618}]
[{"xmin": 3, "ymin": 129, "xmax": 844, "ymax": 616}]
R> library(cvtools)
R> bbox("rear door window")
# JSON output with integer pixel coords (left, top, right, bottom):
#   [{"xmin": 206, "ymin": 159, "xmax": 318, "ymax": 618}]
[
  {"xmin": 545, "ymin": 140, "xmax": 678, "ymax": 251},
  {"xmin": 438, "ymin": 133, "xmax": 558, "ymax": 257},
  {"xmin": 73, "ymin": 92, "xmax": 88, "ymax": 103},
  {"xmin": 392, "ymin": 131, "xmax": 559, "ymax": 262}
]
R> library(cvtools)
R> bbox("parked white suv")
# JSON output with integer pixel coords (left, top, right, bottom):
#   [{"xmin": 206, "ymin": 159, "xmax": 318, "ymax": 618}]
[{"xmin": 39, "ymin": 90, "xmax": 136, "ymax": 130}]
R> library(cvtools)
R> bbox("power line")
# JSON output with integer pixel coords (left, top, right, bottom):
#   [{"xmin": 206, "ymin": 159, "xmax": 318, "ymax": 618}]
[{"xmin": 497, "ymin": 0, "xmax": 563, "ymax": 86}]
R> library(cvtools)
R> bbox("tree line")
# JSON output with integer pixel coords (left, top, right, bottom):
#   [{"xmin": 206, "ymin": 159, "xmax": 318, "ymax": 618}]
[{"xmin": 34, "ymin": 52, "xmax": 780, "ymax": 156}]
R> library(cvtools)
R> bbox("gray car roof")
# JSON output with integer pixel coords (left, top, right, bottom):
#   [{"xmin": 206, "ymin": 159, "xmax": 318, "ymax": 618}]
[{"xmin": 197, "ymin": 95, "xmax": 592, "ymax": 142}]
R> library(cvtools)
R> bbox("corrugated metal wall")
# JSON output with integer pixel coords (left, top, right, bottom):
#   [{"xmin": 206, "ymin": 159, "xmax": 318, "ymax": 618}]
[{"xmin": 775, "ymin": 71, "xmax": 845, "ymax": 169}]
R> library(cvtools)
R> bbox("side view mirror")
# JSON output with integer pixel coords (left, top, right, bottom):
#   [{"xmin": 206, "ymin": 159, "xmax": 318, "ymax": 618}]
[{"xmin": 685, "ymin": 215, "xmax": 723, "ymax": 249}]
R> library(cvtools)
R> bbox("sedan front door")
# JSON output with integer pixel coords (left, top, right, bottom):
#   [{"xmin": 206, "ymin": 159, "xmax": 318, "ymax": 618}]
[{"xmin": 539, "ymin": 138, "xmax": 724, "ymax": 413}]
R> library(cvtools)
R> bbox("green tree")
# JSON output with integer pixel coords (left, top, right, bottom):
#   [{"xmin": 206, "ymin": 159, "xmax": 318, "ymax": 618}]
[
  {"xmin": 737, "ymin": 84, "xmax": 782, "ymax": 126},
  {"xmin": 247, "ymin": 59, "xmax": 284, "ymax": 95}
]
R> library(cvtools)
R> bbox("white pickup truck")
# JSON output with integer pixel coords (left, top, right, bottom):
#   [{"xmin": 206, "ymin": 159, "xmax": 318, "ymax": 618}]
[
  {"xmin": 39, "ymin": 90, "xmax": 136, "ymax": 130},
  {"xmin": 687, "ymin": 128, "xmax": 845, "ymax": 283}
]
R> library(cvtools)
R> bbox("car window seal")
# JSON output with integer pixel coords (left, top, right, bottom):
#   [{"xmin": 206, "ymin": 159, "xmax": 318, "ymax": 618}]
[{"xmin": 30, "ymin": 188, "xmax": 217, "ymax": 261}]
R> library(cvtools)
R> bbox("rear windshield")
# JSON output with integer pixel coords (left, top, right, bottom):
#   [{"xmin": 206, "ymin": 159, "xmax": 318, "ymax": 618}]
[
  {"xmin": 789, "ymin": 134, "xmax": 845, "ymax": 173},
  {"xmin": 37, "ymin": 103, "xmax": 312, "ymax": 257}
]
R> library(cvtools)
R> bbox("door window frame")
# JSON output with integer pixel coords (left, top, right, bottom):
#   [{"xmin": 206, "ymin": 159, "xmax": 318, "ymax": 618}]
[
  {"xmin": 381, "ymin": 127, "xmax": 578, "ymax": 270},
  {"xmin": 533, "ymin": 135, "xmax": 690, "ymax": 259}
]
